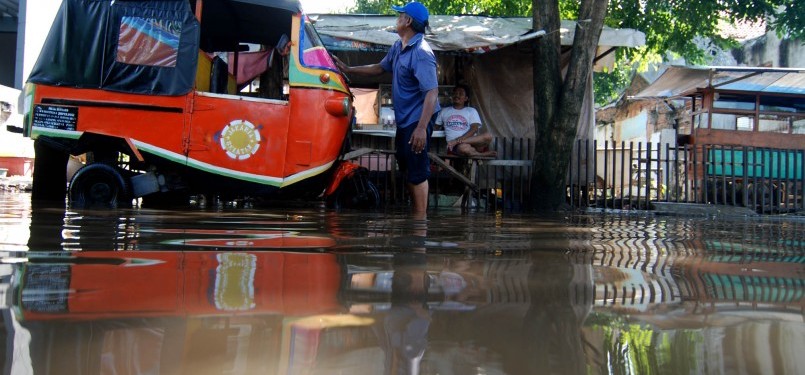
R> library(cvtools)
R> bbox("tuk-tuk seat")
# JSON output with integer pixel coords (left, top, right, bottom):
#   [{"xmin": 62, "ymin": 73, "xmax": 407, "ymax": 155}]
[{"xmin": 210, "ymin": 56, "xmax": 229, "ymax": 94}]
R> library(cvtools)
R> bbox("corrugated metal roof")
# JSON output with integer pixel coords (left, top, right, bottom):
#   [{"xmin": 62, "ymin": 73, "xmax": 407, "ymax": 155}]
[
  {"xmin": 719, "ymin": 70, "xmax": 805, "ymax": 95},
  {"xmin": 311, "ymin": 15, "xmax": 645, "ymax": 52},
  {"xmin": 632, "ymin": 66, "xmax": 805, "ymax": 99},
  {"xmin": 0, "ymin": 0, "xmax": 18, "ymax": 18}
]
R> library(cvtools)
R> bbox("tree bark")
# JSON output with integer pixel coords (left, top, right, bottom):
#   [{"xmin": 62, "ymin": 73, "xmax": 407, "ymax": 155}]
[{"xmin": 529, "ymin": 0, "xmax": 609, "ymax": 211}]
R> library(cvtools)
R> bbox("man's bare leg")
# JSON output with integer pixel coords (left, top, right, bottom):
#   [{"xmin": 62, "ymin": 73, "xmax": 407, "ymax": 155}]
[
  {"xmin": 408, "ymin": 180, "xmax": 429, "ymax": 215},
  {"xmin": 455, "ymin": 134, "xmax": 497, "ymax": 157}
]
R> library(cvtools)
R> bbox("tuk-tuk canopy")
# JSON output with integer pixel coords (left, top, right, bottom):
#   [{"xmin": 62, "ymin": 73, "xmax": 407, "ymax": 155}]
[{"xmin": 28, "ymin": 0, "xmax": 302, "ymax": 96}]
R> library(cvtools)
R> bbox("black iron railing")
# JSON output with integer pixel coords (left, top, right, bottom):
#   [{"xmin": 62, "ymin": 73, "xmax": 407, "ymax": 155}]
[
  {"xmin": 568, "ymin": 140, "xmax": 805, "ymax": 214},
  {"xmin": 349, "ymin": 134, "xmax": 805, "ymax": 214}
]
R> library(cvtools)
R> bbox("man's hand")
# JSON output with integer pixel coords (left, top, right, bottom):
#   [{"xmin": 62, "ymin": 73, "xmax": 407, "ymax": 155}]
[
  {"xmin": 409, "ymin": 126, "xmax": 427, "ymax": 154},
  {"xmin": 332, "ymin": 55, "xmax": 349, "ymax": 73},
  {"xmin": 447, "ymin": 140, "xmax": 459, "ymax": 151}
]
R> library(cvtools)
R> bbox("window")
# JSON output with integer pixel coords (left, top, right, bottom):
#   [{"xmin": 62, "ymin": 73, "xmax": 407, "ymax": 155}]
[
  {"xmin": 117, "ymin": 17, "xmax": 182, "ymax": 67},
  {"xmin": 792, "ymin": 118, "xmax": 805, "ymax": 134},
  {"xmin": 736, "ymin": 116, "xmax": 754, "ymax": 131},
  {"xmin": 758, "ymin": 114, "xmax": 790, "ymax": 133},
  {"xmin": 759, "ymin": 96, "xmax": 803, "ymax": 114},
  {"xmin": 693, "ymin": 113, "xmax": 708, "ymax": 129},
  {"xmin": 713, "ymin": 93, "xmax": 755, "ymax": 111},
  {"xmin": 711, "ymin": 113, "xmax": 754, "ymax": 131},
  {"xmin": 299, "ymin": 22, "xmax": 337, "ymax": 70}
]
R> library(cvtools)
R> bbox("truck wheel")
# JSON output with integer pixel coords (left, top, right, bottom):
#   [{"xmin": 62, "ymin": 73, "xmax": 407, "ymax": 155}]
[
  {"xmin": 31, "ymin": 140, "xmax": 68, "ymax": 202},
  {"xmin": 328, "ymin": 173, "xmax": 380, "ymax": 209},
  {"xmin": 69, "ymin": 164, "xmax": 132, "ymax": 209}
]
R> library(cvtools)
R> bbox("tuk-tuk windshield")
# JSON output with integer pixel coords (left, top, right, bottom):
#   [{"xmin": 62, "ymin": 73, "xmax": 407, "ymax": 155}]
[{"xmin": 300, "ymin": 21, "xmax": 337, "ymax": 70}]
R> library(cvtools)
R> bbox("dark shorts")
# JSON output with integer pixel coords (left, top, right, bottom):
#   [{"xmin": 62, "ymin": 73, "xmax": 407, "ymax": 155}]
[{"xmin": 395, "ymin": 120, "xmax": 433, "ymax": 185}]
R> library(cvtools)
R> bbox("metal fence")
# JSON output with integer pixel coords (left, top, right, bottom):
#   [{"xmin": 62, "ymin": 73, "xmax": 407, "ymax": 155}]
[
  {"xmin": 350, "ymin": 134, "xmax": 805, "ymax": 214},
  {"xmin": 350, "ymin": 136, "xmax": 534, "ymax": 211},
  {"xmin": 568, "ymin": 140, "xmax": 805, "ymax": 213}
]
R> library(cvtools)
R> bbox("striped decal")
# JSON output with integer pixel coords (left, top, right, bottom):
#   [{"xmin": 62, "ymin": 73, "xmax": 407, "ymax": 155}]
[
  {"xmin": 31, "ymin": 127, "xmax": 82, "ymax": 140},
  {"xmin": 30, "ymin": 127, "xmax": 334, "ymax": 188},
  {"xmin": 131, "ymin": 140, "xmax": 334, "ymax": 187}
]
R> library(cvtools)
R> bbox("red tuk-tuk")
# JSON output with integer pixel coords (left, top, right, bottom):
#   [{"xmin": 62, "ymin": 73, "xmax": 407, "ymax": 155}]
[{"xmin": 19, "ymin": 0, "xmax": 377, "ymax": 208}]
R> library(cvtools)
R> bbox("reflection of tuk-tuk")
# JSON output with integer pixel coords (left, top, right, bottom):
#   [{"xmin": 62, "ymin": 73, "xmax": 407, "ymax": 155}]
[
  {"xmin": 14, "ymin": 251, "xmax": 342, "ymax": 320},
  {"xmin": 10, "ymin": 251, "xmax": 346, "ymax": 374},
  {"xmin": 20, "ymin": 0, "xmax": 377, "ymax": 208}
]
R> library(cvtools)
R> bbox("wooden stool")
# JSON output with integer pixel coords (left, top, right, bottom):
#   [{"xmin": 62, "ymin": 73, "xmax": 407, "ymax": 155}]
[{"xmin": 429, "ymin": 153, "xmax": 495, "ymax": 208}]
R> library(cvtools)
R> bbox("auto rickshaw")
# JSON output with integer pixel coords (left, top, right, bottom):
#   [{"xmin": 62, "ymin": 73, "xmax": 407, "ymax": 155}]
[{"xmin": 19, "ymin": 0, "xmax": 377, "ymax": 208}]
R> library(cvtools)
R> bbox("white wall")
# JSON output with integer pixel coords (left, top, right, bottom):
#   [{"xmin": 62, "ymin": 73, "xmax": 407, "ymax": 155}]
[
  {"xmin": 618, "ymin": 111, "xmax": 648, "ymax": 143},
  {"xmin": 739, "ymin": 31, "xmax": 805, "ymax": 68},
  {"xmin": 16, "ymin": 0, "xmax": 60, "ymax": 87}
]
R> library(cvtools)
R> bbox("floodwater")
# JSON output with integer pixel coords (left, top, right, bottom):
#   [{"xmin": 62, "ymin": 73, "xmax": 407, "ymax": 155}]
[{"xmin": 0, "ymin": 191, "xmax": 803, "ymax": 375}]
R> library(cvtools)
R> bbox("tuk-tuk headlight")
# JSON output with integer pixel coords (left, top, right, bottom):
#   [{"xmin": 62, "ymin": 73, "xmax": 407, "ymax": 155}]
[{"xmin": 325, "ymin": 97, "xmax": 350, "ymax": 117}]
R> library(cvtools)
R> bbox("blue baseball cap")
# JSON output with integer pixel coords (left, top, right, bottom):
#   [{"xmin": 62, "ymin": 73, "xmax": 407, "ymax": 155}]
[{"xmin": 391, "ymin": 2, "xmax": 429, "ymax": 24}]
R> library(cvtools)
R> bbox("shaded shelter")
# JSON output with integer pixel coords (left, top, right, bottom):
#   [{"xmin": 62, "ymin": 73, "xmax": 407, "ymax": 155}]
[{"xmin": 311, "ymin": 14, "xmax": 645, "ymax": 140}]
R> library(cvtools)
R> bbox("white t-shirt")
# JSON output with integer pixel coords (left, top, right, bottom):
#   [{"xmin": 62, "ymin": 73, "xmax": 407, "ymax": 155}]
[{"xmin": 435, "ymin": 106, "xmax": 482, "ymax": 142}]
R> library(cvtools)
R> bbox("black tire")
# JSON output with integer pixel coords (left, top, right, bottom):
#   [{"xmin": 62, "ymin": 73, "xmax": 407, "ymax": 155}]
[
  {"xmin": 328, "ymin": 173, "xmax": 380, "ymax": 210},
  {"xmin": 69, "ymin": 164, "xmax": 132, "ymax": 209},
  {"xmin": 31, "ymin": 139, "xmax": 68, "ymax": 202}
]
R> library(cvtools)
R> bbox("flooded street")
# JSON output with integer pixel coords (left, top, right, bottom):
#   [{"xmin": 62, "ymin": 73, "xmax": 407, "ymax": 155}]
[{"xmin": 0, "ymin": 191, "xmax": 803, "ymax": 374}]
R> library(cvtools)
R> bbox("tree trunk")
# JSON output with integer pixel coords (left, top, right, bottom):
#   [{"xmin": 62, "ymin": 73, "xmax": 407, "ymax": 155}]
[{"xmin": 529, "ymin": 0, "xmax": 609, "ymax": 211}]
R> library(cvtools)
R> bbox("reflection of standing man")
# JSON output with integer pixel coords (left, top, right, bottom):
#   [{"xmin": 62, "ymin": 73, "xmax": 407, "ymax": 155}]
[
  {"xmin": 334, "ymin": 2, "xmax": 439, "ymax": 216},
  {"xmin": 380, "ymin": 252, "xmax": 432, "ymax": 375}
]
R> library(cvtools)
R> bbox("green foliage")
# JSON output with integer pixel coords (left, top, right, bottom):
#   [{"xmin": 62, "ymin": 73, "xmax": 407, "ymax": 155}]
[
  {"xmin": 557, "ymin": 0, "xmax": 579, "ymax": 20},
  {"xmin": 770, "ymin": 1, "xmax": 805, "ymax": 40},
  {"xmin": 591, "ymin": 315, "xmax": 703, "ymax": 375},
  {"xmin": 585, "ymin": 0, "xmax": 802, "ymax": 105},
  {"xmin": 607, "ymin": 0, "xmax": 786, "ymax": 64},
  {"xmin": 351, "ymin": 0, "xmax": 803, "ymax": 57},
  {"xmin": 594, "ymin": 66, "xmax": 633, "ymax": 107},
  {"xmin": 350, "ymin": 0, "xmax": 396, "ymax": 15},
  {"xmin": 350, "ymin": 0, "xmax": 530, "ymax": 17}
]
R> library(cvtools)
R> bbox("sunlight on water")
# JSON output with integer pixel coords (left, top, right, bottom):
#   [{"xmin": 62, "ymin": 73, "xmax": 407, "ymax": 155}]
[
  {"xmin": 1, "ymin": 191, "xmax": 803, "ymax": 374},
  {"xmin": 0, "ymin": 192, "xmax": 31, "ymax": 251}
]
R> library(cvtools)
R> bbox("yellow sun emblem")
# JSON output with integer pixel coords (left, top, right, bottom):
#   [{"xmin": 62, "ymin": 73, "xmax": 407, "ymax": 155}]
[{"xmin": 220, "ymin": 120, "xmax": 261, "ymax": 160}]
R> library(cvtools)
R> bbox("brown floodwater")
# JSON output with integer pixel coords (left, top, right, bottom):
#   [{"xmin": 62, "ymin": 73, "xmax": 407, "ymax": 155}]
[{"xmin": 0, "ymin": 191, "xmax": 803, "ymax": 374}]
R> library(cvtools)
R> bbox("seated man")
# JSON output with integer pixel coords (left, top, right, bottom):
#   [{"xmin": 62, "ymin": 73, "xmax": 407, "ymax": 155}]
[{"xmin": 435, "ymin": 84, "xmax": 496, "ymax": 157}]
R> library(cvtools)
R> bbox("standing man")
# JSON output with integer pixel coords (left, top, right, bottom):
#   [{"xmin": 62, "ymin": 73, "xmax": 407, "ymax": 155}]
[{"xmin": 334, "ymin": 2, "xmax": 440, "ymax": 216}]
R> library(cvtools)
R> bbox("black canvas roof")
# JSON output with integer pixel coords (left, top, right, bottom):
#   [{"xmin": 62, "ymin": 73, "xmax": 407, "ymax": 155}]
[{"xmin": 28, "ymin": 0, "xmax": 301, "ymax": 96}]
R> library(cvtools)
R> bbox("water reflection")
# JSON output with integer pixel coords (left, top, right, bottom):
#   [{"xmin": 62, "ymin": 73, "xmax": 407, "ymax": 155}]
[{"xmin": 0, "ymin": 192, "xmax": 803, "ymax": 374}]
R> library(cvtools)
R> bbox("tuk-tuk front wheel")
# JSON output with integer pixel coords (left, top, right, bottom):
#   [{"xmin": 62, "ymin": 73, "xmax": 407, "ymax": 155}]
[
  {"xmin": 327, "ymin": 173, "xmax": 380, "ymax": 209},
  {"xmin": 69, "ymin": 164, "xmax": 132, "ymax": 209}
]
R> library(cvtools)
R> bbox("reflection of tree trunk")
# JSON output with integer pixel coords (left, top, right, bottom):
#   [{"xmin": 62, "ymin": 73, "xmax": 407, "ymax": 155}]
[
  {"xmin": 530, "ymin": 0, "xmax": 609, "ymax": 211},
  {"xmin": 520, "ymin": 252, "xmax": 589, "ymax": 374},
  {"xmin": 445, "ymin": 253, "xmax": 590, "ymax": 373}
]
